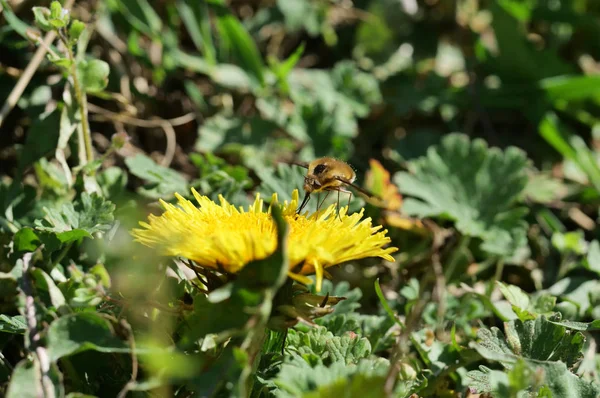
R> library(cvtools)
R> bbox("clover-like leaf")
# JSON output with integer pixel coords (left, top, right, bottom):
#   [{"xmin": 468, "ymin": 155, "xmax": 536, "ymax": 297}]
[
  {"xmin": 34, "ymin": 193, "xmax": 115, "ymax": 243},
  {"xmin": 395, "ymin": 133, "xmax": 529, "ymax": 257}
]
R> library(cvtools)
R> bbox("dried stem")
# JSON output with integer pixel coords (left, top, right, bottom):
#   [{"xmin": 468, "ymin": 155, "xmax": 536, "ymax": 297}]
[
  {"xmin": 20, "ymin": 252, "xmax": 56, "ymax": 398},
  {"xmin": 88, "ymin": 103, "xmax": 195, "ymax": 167},
  {"xmin": 116, "ymin": 319, "xmax": 138, "ymax": 398}
]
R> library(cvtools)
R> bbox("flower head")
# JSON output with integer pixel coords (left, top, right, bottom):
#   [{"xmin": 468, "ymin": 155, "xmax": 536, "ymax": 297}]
[{"xmin": 132, "ymin": 189, "xmax": 397, "ymax": 291}]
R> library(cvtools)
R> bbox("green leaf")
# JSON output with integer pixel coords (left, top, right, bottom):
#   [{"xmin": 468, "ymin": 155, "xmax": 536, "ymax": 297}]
[
  {"xmin": 213, "ymin": 1, "xmax": 265, "ymax": 85},
  {"xmin": 273, "ymin": 356, "xmax": 390, "ymax": 397},
  {"xmin": 468, "ymin": 360, "xmax": 548, "ymax": 397},
  {"xmin": 125, "ymin": 154, "xmax": 188, "ymax": 199},
  {"xmin": 286, "ymin": 327, "xmax": 372, "ymax": 366},
  {"xmin": 546, "ymin": 319, "xmax": 600, "ymax": 332},
  {"xmin": 586, "ymin": 240, "xmax": 600, "ymax": 276},
  {"xmin": 472, "ymin": 315, "xmax": 585, "ymax": 369},
  {"xmin": 395, "ymin": 133, "xmax": 529, "ymax": 257},
  {"xmin": 276, "ymin": 0, "xmax": 327, "ymax": 37},
  {"xmin": 541, "ymin": 75, "xmax": 600, "ymax": 102},
  {"xmin": 496, "ymin": 282, "xmax": 533, "ymax": 321},
  {"xmin": 302, "ymin": 373, "xmax": 390, "ymax": 398},
  {"xmin": 13, "ymin": 228, "xmax": 41, "ymax": 252},
  {"xmin": 539, "ymin": 112, "xmax": 600, "ymax": 194},
  {"xmin": 18, "ymin": 109, "xmax": 61, "ymax": 172},
  {"xmin": 48, "ymin": 1, "xmax": 69, "ymax": 28},
  {"xmin": 50, "ymin": 1, "xmax": 62, "ymax": 20},
  {"xmin": 0, "ymin": 315, "xmax": 26, "ymax": 334},
  {"xmin": 256, "ymin": 163, "xmax": 306, "ymax": 205},
  {"xmin": 76, "ymin": 59, "xmax": 110, "ymax": 93},
  {"xmin": 552, "ymin": 230, "xmax": 587, "ymax": 255},
  {"xmin": 522, "ymin": 172, "xmax": 568, "ymax": 204},
  {"xmin": 31, "ymin": 268, "xmax": 66, "ymax": 309},
  {"xmin": 46, "ymin": 313, "xmax": 129, "ymax": 361},
  {"xmin": 68, "ymin": 19, "xmax": 86, "ymax": 42},
  {"xmin": 468, "ymin": 315, "xmax": 600, "ymax": 396},
  {"xmin": 6, "ymin": 358, "xmax": 64, "ymax": 398},
  {"xmin": 97, "ymin": 166, "xmax": 128, "ymax": 200},
  {"xmin": 196, "ymin": 113, "xmax": 279, "ymax": 153},
  {"xmin": 6, "ymin": 359, "xmax": 43, "ymax": 398},
  {"xmin": 34, "ymin": 193, "xmax": 115, "ymax": 243},
  {"xmin": 32, "ymin": 7, "xmax": 52, "ymax": 31}
]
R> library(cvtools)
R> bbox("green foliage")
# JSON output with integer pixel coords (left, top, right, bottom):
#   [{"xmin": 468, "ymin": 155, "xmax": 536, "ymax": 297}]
[
  {"xmin": 468, "ymin": 315, "xmax": 600, "ymax": 396},
  {"xmin": 396, "ymin": 133, "xmax": 529, "ymax": 258},
  {"xmin": 125, "ymin": 154, "xmax": 188, "ymax": 199},
  {"xmin": 34, "ymin": 193, "xmax": 115, "ymax": 243},
  {"xmin": 5, "ymin": 0, "xmax": 600, "ymax": 396}
]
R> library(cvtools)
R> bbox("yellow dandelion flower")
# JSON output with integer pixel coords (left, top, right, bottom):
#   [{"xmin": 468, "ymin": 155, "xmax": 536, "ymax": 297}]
[{"xmin": 131, "ymin": 189, "xmax": 397, "ymax": 291}]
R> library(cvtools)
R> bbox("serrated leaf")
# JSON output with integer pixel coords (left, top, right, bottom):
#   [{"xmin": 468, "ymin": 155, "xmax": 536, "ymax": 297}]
[
  {"xmin": 34, "ymin": 193, "xmax": 115, "ymax": 243},
  {"xmin": 469, "ymin": 361, "xmax": 600, "ymax": 397},
  {"xmin": 472, "ymin": 315, "xmax": 585, "ymax": 369},
  {"xmin": 497, "ymin": 282, "xmax": 533, "ymax": 321},
  {"xmin": 468, "ymin": 315, "xmax": 600, "ymax": 396},
  {"xmin": 76, "ymin": 59, "xmax": 110, "ymax": 93},
  {"xmin": 395, "ymin": 133, "xmax": 529, "ymax": 257},
  {"xmin": 0, "ymin": 315, "xmax": 26, "ymax": 334},
  {"xmin": 273, "ymin": 356, "xmax": 390, "ymax": 398},
  {"xmin": 46, "ymin": 313, "xmax": 129, "ymax": 361},
  {"xmin": 286, "ymin": 327, "xmax": 371, "ymax": 366},
  {"xmin": 256, "ymin": 163, "xmax": 307, "ymax": 204},
  {"xmin": 125, "ymin": 154, "xmax": 188, "ymax": 199},
  {"xmin": 13, "ymin": 228, "xmax": 40, "ymax": 252}
]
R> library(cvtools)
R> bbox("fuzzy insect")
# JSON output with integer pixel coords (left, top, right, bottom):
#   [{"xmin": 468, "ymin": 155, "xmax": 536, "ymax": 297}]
[{"xmin": 292, "ymin": 157, "xmax": 376, "ymax": 213}]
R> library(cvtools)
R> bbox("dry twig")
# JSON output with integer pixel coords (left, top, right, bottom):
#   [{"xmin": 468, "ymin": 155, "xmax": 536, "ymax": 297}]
[{"xmin": 87, "ymin": 103, "xmax": 195, "ymax": 167}]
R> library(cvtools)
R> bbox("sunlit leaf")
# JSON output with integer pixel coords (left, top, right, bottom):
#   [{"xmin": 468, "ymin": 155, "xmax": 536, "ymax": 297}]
[{"xmin": 395, "ymin": 133, "xmax": 529, "ymax": 257}]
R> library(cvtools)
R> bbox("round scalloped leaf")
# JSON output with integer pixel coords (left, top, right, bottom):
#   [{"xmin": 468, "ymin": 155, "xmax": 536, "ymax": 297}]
[{"xmin": 395, "ymin": 133, "xmax": 529, "ymax": 257}]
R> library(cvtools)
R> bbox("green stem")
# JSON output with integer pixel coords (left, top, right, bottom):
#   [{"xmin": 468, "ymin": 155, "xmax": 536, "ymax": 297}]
[
  {"xmin": 51, "ymin": 242, "xmax": 73, "ymax": 269},
  {"xmin": 59, "ymin": 31, "xmax": 93, "ymax": 165},
  {"xmin": 486, "ymin": 258, "xmax": 505, "ymax": 297},
  {"xmin": 444, "ymin": 235, "xmax": 471, "ymax": 280}
]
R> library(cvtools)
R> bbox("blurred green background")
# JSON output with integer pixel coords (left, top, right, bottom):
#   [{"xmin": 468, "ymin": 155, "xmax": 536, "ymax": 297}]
[{"xmin": 4, "ymin": 0, "xmax": 600, "ymax": 396}]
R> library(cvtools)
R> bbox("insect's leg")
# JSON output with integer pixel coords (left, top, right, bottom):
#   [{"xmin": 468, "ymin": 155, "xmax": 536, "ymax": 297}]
[
  {"xmin": 347, "ymin": 190, "xmax": 352, "ymax": 209},
  {"xmin": 337, "ymin": 190, "xmax": 341, "ymax": 215},
  {"xmin": 316, "ymin": 192, "xmax": 321, "ymax": 212},
  {"xmin": 317, "ymin": 191, "xmax": 331, "ymax": 212}
]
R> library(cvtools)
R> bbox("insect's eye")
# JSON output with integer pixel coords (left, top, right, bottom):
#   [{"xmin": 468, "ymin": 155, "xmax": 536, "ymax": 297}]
[{"xmin": 313, "ymin": 164, "xmax": 327, "ymax": 175}]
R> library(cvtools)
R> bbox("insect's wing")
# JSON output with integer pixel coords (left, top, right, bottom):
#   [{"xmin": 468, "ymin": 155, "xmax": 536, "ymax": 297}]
[
  {"xmin": 335, "ymin": 176, "xmax": 381, "ymax": 199},
  {"xmin": 286, "ymin": 160, "xmax": 309, "ymax": 169}
]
